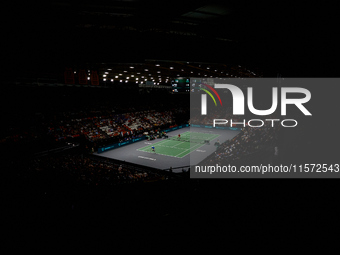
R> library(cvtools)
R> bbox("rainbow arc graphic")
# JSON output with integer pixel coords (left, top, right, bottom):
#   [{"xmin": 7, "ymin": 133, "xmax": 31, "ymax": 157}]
[{"xmin": 199, "ymin": 83, "xmax": 222, "ymax": 106}]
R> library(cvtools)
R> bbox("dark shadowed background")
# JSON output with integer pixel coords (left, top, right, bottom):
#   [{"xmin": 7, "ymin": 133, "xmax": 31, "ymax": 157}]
[{"xmin": 2, "ymin": 0, "xmax": 340, "ymax": 241}]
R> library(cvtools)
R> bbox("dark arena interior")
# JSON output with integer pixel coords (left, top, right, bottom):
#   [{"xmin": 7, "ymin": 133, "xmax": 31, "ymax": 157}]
[{"xmin": 2, "ymin": 0, "xmax": 340, "ymax": 243}]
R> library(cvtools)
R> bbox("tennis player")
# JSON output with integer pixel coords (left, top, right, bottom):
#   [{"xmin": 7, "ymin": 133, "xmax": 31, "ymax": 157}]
[
  {"xmin": 151, "ymin": 146, "xmax": 155, "ymax": 152},
  {"xmin": 177, "ymin": 134, "xmax": 181, "ymax": 140}
]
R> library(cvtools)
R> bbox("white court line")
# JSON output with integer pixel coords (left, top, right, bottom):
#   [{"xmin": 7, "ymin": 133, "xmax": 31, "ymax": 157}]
[
  {"xmin": 137, "ymin": 132, "xmax": 221, "ymax": 158},
  {"xmin": 137, "ymin": 139, "xmax": 187, "ymax": 157},
  {"xmin": 175, "ymin": 134, "xmax": 221, "ymax": 158},
  {"xmin": 138, "ymin": 139, "xmax": 194, "ymax": 158},
  {"xmin": 172, "ymin": 141, "xmax": 186, "ymax": 148},
  {"xmin": 174, "ymin": 142, "xmax": 203, "ymax": 158},
  {"xmin": 137, "ymin": 139, "xmax": 174, "ymax": 151}
]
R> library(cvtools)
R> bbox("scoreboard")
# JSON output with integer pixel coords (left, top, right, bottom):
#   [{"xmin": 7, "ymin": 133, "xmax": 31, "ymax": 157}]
[
  {"xmin": 171, "ymin": 77, "xmax": 190, "ymax": 93},
  {"xmin": 188, "ymin": 78, "xmax": 206, "ymax": 93},
  {"xmin": 171, "ymin": 78, "xmax": 211, "ymax": 93}
]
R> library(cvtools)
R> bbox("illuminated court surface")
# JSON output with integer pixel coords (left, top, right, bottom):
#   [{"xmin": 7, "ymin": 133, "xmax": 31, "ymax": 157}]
[
  {"xmin": 95, "ymin": 127, "xmax": 239, "ymax": 171},
  {"xmin": 137, "ymin": 131, "xmax": 220, "ymax": 158}
]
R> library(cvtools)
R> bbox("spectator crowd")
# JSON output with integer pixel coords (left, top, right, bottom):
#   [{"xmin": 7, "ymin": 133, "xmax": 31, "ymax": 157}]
[
  {"xmin": 28, "ymin": 154, "xmax": 164, "ymax": 186},
  {"xmin": 203, "ymin": 122, "xmax": 280, "ymax": 165}
]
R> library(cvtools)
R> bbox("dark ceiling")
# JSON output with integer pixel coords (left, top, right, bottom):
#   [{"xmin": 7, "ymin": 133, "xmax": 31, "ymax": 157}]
[{"xmin": 5, "ymin": 0, "xmax": 338, "ymax": 77}]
